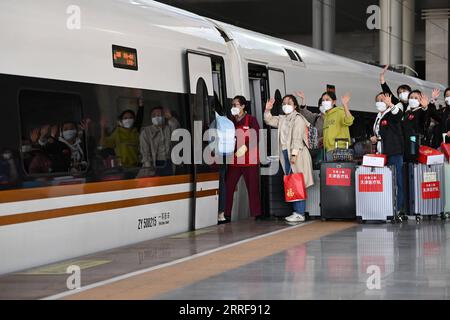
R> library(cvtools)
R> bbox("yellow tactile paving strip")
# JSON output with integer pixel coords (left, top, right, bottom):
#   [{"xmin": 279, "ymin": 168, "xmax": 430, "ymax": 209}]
[{"xmin": 65, "ymin": 221, "xmax": 356, "ymax": 300}]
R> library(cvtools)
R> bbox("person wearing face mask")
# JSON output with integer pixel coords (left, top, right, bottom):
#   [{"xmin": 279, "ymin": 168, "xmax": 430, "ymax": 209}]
[
  {"xmin": 426, "ymin": 88, "xmax": 450, "ymax": 147},
  {"xmin": 224, "ymin": 95, "xmax": 262, "ymax": 222},
  {"xmin": 294, "ymin": 91, "xmax": 325, "ymax": 168},
  {"xmin": 58, "ymin": 121, "xmax": 89, "ymax": 173},
  {"xmin": 0, "ymin": 148, "xmax": 19, "ymax": 189},
  {"xmin": 320, "ymin": 91, "xmax": 354, "ymax": 161},
  {"xmin": 140, "ymin": 106, "xmax": 180, "ymax": 176},
  {"xmin": 380, "ymin": 64, "xmax": 412, "ymax": 111},
  {"xmin": 100, "ymin": 109, "xmax": 140, "ymax": 168},
  {"xmin": 402, "ymin": 90, "xmax": 429, "ymax": 161},
  {"xmin": 264, "ymin": 95, "xmax": 314, "ymax": 223},
  {"xmin": 370, "ymin": 93, "xmax": 405, "ymax": 215}
]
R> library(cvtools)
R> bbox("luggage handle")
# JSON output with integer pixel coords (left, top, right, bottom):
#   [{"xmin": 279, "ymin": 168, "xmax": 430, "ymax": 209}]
[
  {"xmin": 443, "ymin": 133, "xmax": 450, "ymax": 144},
  {"xmin": 335, "ymin": 138, "xmax": 349, "ymax": 149}
]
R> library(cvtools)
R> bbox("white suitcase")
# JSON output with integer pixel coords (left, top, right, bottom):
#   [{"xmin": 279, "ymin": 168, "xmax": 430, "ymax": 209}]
[
  {"xmin": 409, "ymin": 163, "xmax": 445, "ymax": 222},
  {"xmin": 355, "ymin": 166, "xmax": 397, "ymax": 222}
]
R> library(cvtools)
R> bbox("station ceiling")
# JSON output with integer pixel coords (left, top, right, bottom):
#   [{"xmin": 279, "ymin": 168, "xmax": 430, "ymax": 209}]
[{"xmin": 156, "ymin": 0, "xmax": 448, "ymax": 37}]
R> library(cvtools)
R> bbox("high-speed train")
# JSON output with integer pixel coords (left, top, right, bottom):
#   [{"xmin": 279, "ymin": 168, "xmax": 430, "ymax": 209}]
[{"xmin": 0, "ymin": 0, "xmax": 446, "ymax": 275}]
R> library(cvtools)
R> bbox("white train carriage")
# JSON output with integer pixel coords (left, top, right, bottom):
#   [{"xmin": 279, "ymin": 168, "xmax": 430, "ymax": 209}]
[{"xmin": 0, "ymin": 0, "xmax": 445, "ymax": 275}]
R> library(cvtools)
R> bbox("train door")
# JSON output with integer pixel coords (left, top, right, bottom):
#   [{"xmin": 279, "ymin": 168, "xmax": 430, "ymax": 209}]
[
  {"xmin": 267, "ymin": 68, "xmax": 286, "ymax": 158},
  {"xmin": 186, "ymin": 51, "xmax": 216, "ymax": 230},
  {"xmin": 186, "ymin": 51, "xmax": 227, "ymax": 230},
  {"xmin": 249, "ymin": 65, "xmax": 287, "ymax": 217}
]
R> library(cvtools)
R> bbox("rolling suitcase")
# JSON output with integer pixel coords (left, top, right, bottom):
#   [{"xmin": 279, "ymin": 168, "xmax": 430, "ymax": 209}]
[
  {"xmin": 305, "ymin": 170, "xmax": 320, "ymax": 218},
  {"xmin": 444, "ymin": 161, "xmax": 450, "ymax": 216},
  {"xmin": 355, "ymin": 165, "xmax": 397, "ymax": 223},
  {"xmin": 441, "ymin": 134, "xmax": 450, "ymax": 218},
  {"xmin": 408, "ymin": 163, "xmax": 445, "ymax": 222},
  {"xmin": 262, "ymin": 158, "xmax": 291, "ymax": 218},
  {"xmin": 320, "ymin": 162, "xmax": 356, "ymax": 220}
]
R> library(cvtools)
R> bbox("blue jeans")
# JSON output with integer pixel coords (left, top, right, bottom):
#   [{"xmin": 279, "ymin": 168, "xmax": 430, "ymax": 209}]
[
  {"xmin": 282, "ymin": 149, "xmax": 306, "ymax": 215},
  {"xmin": 387, "ymin": 154, "xmax": 404, "ymax": 211}
]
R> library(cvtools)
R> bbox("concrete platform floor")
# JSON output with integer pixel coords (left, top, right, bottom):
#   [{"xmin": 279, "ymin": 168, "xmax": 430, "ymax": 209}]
[{"xmin": 2, "ymin": 218, "xmax": 450, "ymax": 300}]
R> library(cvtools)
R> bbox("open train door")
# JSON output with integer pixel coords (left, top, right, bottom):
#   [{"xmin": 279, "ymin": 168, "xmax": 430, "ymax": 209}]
[
  {"xmin": 185, "ymin": 51, "xmax": 219, "ymax": 230},
  {"xmin": 267, "ymin": 67, "xmax": 286, "ymax": 161}
]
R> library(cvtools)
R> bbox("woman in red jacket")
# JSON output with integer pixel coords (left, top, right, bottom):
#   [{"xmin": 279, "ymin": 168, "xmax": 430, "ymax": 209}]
[{"xmin": 224, "ymin": 96, "xmax": 262, "ymax": 222}]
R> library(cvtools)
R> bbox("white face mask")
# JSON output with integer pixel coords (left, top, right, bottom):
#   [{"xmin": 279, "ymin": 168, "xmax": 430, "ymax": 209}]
[
  {"xmin": 231, "ymin": 107, "xmax": 240, "ymax": 116},
  {"xmin": 282, "ymin": 104, "xmax": 294, "ymax": 114},
  {"xmin": 408, "ymin": 98, "xmax": 420, "ymax": 109},
  {"xmin": 62, "ymin": 129, "xmax": 77, "ymax": 141},
  {"xmin": 21, "ymin": 145, "xmax": 32, "ymax": 153},
  {"xmin": 321, "ymin": 100, "xmax": 333, "ymax": 111},
  {"xmin": 121, "ymin": 118, "xmax": 134, "ymax": 129},
  {"xmin": 2, "ymin": 152, "xmax": 12, "ymax": 160},
  {"xmin": 399, "ymin": 91, "xmax": 410, "ymax": 102},
  {"xmin": 152, "ymin": 116, "xmax": 163, "ymax": 126},
  {"xmin": 445, "ymin": 97, "xmax": 450, "ymax": 106},
  {"xmin": 376, "ymin": 102, "xmax": 387, "ymax": 113},
  {"xmin": 319, "ymin": 105, "xmax": 326, "ymax": 114}
]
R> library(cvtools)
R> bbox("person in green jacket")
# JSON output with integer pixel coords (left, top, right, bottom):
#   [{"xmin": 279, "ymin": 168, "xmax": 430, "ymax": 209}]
[
  {"xmin": 321, "ymin": 91, "xmax": 354, "ymax": 161},
  {"xmin": 100, "ymin": 106, "xmax": 143, "ymax": 168}
]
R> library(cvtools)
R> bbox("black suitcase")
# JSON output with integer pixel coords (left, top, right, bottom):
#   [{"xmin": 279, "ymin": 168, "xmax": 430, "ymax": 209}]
[
  {"xmin": 261, "ymin": 162, "xmax": 291, "ymax": 218},
  {"xmin": 320, "ymin": 162, "xmax": 356, "ymax": 220}
]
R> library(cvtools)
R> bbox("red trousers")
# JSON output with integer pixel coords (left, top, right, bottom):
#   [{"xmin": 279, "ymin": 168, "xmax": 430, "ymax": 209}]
[{"xmin": 225, "ymin": 165, "xmax": 262, "ymax": 218}]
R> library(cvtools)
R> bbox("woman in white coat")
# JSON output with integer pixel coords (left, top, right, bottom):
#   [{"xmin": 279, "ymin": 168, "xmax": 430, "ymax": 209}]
[{"xmin": 264, "ymin": 94, "xmax": 314, "ymax": 222}]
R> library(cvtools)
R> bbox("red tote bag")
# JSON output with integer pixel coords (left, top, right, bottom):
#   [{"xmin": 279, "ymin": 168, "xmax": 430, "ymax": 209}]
[{"xmin": 283, "ymin": 171, "xmax": 307, "ymax": 202}]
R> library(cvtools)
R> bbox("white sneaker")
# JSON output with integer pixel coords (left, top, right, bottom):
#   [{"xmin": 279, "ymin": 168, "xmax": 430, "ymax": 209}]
[
  {"xmin": 285, "ymin": 212, "xmax": 305, "ymax": 223},
  {"xmin": 218, "ymin": 212, "xmax": 226, "ymax": 222}
]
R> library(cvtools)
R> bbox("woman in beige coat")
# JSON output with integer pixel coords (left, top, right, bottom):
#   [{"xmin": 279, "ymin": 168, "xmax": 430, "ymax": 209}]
[{"xmin": 264, "ymin": 94, "xmax": 314, "ymax": 223}]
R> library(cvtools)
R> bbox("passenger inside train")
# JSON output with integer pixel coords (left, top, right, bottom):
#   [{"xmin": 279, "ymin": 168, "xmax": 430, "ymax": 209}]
[{"xmin": 140, "ymin": 106, "xmax": 180, "ymax": 177}]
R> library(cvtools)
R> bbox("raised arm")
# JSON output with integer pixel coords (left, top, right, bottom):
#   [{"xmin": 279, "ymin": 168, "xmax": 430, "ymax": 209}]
[
  {"xmin": 341, "ymin": 93, "xmax": 354, "ymax": 126},
  {"xmin": 295, "ymin": 91, "xmax": 319, "ymax": 124},
  {"xmin": 380, "ymin": 65, "xmax": 400, "ymax": 105},
  {"xmin": 263, "ymin": 98, "xmax": 280, "ymax": 128}
]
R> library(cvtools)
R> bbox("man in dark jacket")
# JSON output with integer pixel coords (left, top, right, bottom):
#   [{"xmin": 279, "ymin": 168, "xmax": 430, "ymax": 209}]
[{"xmin": 370, "ymin": 93, "xmax": 405, "ymax": 215}]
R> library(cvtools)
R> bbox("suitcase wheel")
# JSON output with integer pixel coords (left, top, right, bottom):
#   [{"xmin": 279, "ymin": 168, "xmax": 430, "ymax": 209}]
[
  {"xmin": 415, "ymin": 216, "xmax": 422, "ymax": 223},
  {"xmin": 440, "ymin": 213, "xmax": 448, "ymax": 221}
]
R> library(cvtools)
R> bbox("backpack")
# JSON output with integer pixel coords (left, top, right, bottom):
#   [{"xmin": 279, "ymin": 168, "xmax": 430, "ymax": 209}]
[
  {"xmin": 305, "ymin": 115, "xmax": 320, "ymax": 150},
  {"xmin": 214, "ymin": 112, "xmax": 236, "ymax": 156}
]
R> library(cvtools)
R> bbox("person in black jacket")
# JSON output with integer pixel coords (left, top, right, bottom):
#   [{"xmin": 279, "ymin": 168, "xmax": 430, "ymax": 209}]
[
  {"xmin": 402, "ymin": 90, "xmax": 429, "ymax": 161},
  {"xmin": 370, "ymin": 93, "xmax": 405, "ymax": 215},
  {"xmin": 379, "ymin": 65, "xmax": 412, "ymax": 112},
  {"xmin": 427, "ymin": 87, "xmax": 450, "ymax": 147}
]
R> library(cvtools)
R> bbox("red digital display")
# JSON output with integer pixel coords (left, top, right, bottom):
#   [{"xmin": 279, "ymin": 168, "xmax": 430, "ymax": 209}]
[{"xmin": 112, "ymin": 45, "xmax": 138, "ymax": 70}]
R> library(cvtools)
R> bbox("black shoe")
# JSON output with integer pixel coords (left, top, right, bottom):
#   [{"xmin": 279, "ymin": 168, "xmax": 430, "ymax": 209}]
[{"xmin": 218, "ymin": 218, "xmax": 230, "ymax": 225}]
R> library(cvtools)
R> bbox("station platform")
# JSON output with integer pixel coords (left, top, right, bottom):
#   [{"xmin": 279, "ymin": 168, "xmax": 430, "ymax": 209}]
[{"xmin": 1, "ymin": 218, "xmax": 450, "ymax": 300}]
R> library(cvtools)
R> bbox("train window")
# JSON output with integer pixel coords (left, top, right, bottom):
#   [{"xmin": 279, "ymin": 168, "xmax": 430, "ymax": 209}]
[
  {"xmin": 97, "ymin": 88, "xmax": 190, "ymax": 180},
  {"xmin": 19, "ymin": 90, "xmax": 88, "ymax": 177},
  {"xmin": 211, "ymin": 59, "xmax": 227, "ymax": 116}
]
